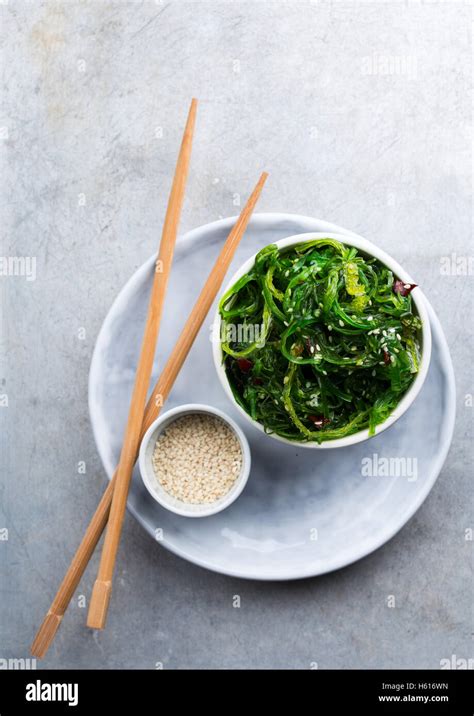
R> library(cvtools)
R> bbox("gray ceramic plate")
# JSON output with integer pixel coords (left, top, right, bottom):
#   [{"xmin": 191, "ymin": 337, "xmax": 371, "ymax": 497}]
[{"xmin": 89, "ymin": 214, "xmax": 456, "ymax": 580}]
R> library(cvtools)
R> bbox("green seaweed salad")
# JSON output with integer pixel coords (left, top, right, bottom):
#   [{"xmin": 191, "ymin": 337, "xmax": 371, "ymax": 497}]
[{"xmin": 218, "ymin": 239, "xmax": 422, "ymax": 443}]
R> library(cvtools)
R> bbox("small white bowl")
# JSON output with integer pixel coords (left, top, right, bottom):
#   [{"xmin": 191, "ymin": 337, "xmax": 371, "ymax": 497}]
[
  {"xmin": 212, "ymin": 232, "xmax": 432, "ymax": 449},
  {"xmin": 138, "ymin": 403, "xmax": 251, "ymax": 517}
]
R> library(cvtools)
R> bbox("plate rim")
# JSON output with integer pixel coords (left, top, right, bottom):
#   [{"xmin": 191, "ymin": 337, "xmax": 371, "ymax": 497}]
[{"xmin": 88, "ymin": 213, "xmax": 456, "ymax": 580}]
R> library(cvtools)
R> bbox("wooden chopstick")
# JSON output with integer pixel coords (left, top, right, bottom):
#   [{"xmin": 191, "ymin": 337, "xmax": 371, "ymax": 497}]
[
  {"xmin": 31, "ymin": 172, "xmax": 268, "ymax": 655},
  {"xmin": 30, "ymin": 98, "xmax": 197, "ymax": 656},
  {"xmin": 86, "ymin": 100, "xmax": 198, "ymax": 629}
]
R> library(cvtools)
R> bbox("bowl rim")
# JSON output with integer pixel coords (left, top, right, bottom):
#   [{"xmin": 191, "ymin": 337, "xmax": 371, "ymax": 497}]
[
  {"xmin": 138, "ymin": 403, "xmax": 251, "ymax": 517},
  {"xmin": 212, "ymin": 231, "xmax": 432, "ymax": 449}
]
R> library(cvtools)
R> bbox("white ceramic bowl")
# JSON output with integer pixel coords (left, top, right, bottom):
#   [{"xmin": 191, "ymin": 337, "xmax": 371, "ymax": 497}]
[
  {"xmin": 212, "ymin": 232, "xmax": 432, "ymax": 449},
  {"xmin": 138, "ymin": 403, "xmax": 251, "ymax": 517}
]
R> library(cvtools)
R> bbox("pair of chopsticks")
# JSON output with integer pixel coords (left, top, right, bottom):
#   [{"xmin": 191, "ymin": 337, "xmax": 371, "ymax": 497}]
[{"xmin": 31, "ymin": 98, "xmax": 268, "ymax": 657}]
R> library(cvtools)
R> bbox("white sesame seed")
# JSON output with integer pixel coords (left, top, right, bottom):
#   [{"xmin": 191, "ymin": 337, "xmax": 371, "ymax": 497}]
[
  {"xmin": 328, "ymin": 325, "xmax": 332, "ymax": 331},
  {"xmin": 338, "ymin": 319, "xmax": 344, "ymax": 327}
]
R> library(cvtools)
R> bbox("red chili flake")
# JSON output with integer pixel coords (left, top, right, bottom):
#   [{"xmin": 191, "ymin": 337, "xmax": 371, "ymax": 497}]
[
  {"xmin": 253, "ymin": 377, "xmax": 263, "ymax": 386},
  {"xmin": 305, "ymin": 336, "xmax": 315, "ymax": 355},
  {"xmin": 308, "ymin": 414, "xmax": 331, "ymax": 429},
  {"xmin": 236, "ymin": 358, "xmax": 253, "ymax": 372},
  {"xmin": 383, "ymin": 349, "xmax": 391, "ymax": 365},
  {"xmin": 393, "ymin": 280, "xmax": 417, "ymax": 297}
]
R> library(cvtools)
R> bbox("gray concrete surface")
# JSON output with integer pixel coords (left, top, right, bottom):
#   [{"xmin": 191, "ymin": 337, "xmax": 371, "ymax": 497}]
[{"xmin": 1, "ymin": 0, "xmax": 472, "ymax": 669}]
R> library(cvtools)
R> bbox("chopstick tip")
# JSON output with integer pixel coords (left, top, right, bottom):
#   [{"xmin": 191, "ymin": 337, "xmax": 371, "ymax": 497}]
[
  {"xmin": 30, "ymin": 612, "xmax": 63, "ymax": 659},
  {"xmin": 186, "ymin": 98, "xmax": 198, "ymax": 127},
  {"xmin": 87, "ymin": 579, "xmax": 111, "ymax": 630}
]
